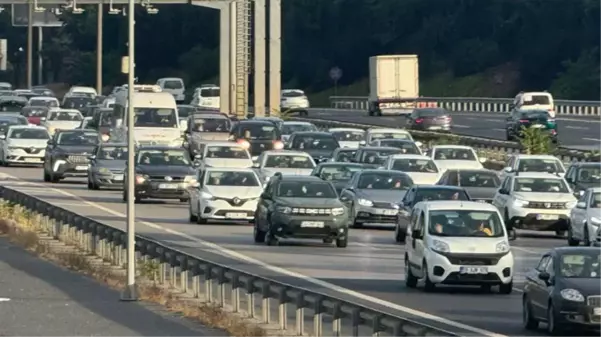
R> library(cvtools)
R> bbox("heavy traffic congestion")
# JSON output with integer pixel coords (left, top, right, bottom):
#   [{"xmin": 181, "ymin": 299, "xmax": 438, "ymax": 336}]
[{"xmin": 0, "ymin": 82, "xmax": 599, "ymax": 336}]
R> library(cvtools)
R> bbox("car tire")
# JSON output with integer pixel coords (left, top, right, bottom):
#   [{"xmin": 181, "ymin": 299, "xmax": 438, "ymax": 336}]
[
  {"xmin": 254, "ymin": 225, "xmax": 266, "ymax": 243},
  {"xmin": 122, "ymin": 190, "xmax": 127, "ymax": 202},
  {"xmin": 423, "ymin": 261, "xmax": 435, "ymax": 292},
  {"xmin": 266, "ymin": 232, "xmax": 278, "ymax": 246},
  {"xmin": 567, "ymin": 225, "xmax": 580, "ymax": 246},
  {"xmin": 87, "ymin": 179, "xmax": 93, "ymax": 190},
  {"xmin": 335, "ymin": 236, "xmax": 348, "ymax": 248},
  {"xmin": 50, "ymin": 173, "xmax": 60, "ymax": 183},
  {"xmin": 196, "ymin": 215, "xmax": 207, "ymax": 224},
  {"xmin": 499, "ymin": 281, "xmax": 513, "ymax": 294},
  {"xmin": 405, "ymin": 255, "xmax": 418, "ymax": 288},
  {"xmin": 189, "ymin": 205, "xmax": 198, "ymax": 223},
  {"xmin": 547, "ymin": 303, "xmax": 562, "ymax": 335},
  {"xmin": 43, "ymin": 170, "xmax": 50, "ymax": 182},
  {"xmin": 522, "ymin": 296, "xmax": 539, "ymax": 330},
  {"xmin": 583, "ymin": 225, "xmax": 591, "ymax": 246},
  {"xmin": 395, "ymin": 225, "xmax": 406, "ymax": 243}
]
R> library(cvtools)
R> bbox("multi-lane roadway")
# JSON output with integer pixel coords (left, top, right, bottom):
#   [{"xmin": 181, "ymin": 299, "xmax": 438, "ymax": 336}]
[
  {"xmin": 308, "ymin": 109, "xmax": 601, "ymax": 150},
  {"xmin": 0, "ymin": 167, "xmax": 570, "ymax": 336}
]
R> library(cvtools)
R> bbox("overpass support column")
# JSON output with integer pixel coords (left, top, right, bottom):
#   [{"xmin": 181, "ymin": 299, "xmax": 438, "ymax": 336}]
[
  {"xmin": 228, "ymin": 2, "xmax": 237, "ymax": 115},
  {"xmin": 267, "ymin": 0, "xmax": 281, "ymax": 115},
  {"xmin": 253, "ymin": 0, "xmax": 266, "ymax": 117},
  {"xmin": 96, "ymin": 3, "xmax": 103, "ymax": 94},
  {"xmin": 218, "ymin": 3, "xmax": 231, "ymax": 114}
]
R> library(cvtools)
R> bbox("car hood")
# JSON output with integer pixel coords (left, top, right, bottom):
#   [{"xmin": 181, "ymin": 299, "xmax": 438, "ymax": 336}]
[
  {"xmin": 435, "ymin": 160, "xmax": 483, "ymax": 170},
  {"xmin": 55, "ymin": 145, "xmax": 96, "ymax": 154},
  {"xmin": 405, "ymin": 172, "xmax": 440, "ymax": 185},
  {"xmin": 463, "ymin": 187, "xmax": 498, "ymax": 200},
  {"xmin": 260, "ymin": 168, "xmax": 313, "ymax": 177},
  {"xmin": 205, "ymin": 185, "xmax": 263, "ymax": 199},
  {"xmin": 191, "ymin": 132, "xmax": 229, "ymax": 141},
  {"xmin": 43, "ymin": 120, "xmax": 81, "ymax": 130},
  {"xmin": 136, "ymin": 165, "xmax": 196, "ymax": 176},
  {"xmin": 203, "ymin": 157, "xmax": 253, "ymax": 168},
  {"xmin": 513, "ymin": 192, "xmax": 577, "ymax": 203},
  {"xmin": 276, "ymin": 197, "xmax": 343, "ymax": 208},
  {"xmin": 429, "ymin": 236, "xmax": 506, "ymax": 254},
  {"xmin": 304, "ymin": 149, "xmax": 335, "ymax": 160},
  {"xmin": 338, "ymin": 141, "xmax": 360, "ymax": 149},
  {"xmin": 356, "ymin": 189, "xmax": 408, "ymax": 203},
  {"xmin": 6, "ymin": 138, "xmax": 48, "ymax": 148},
  {"xmin": 95, "ymin": 159, "xmax": 126, "ymax": 170},
  {"xmin": 560, "ymin": 278, "xmax": 601, "ymax": 297}
]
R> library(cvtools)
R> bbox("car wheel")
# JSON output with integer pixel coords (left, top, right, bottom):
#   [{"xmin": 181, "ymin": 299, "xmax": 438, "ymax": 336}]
[
  {"xmin": 335, "ymin": 235, "xmax": 348, "ymax": 248},
  {"xmin": 499, "ymin": 281, "xmax": 513, "ymax": 294},
  {"xmin": 189, "ymin": 204, "xmax": 198, "ymax": 223},
  {"xmin": 253, "ymin": 225, "xmax": 266, "ymax": 243},
  {"xmin": 266, "ymin": 231, "xmax": 278, "ymax": 246},
  {"xmin": 87, "ymin": 179, "xmax": 93, "ymax": 190},
  {"xmin": 547, "ymin": 303, "xmax": 562, "ymax": 335},
  {"xmin": 122, "ymin": 190, "xmax": 127, "ymax": 202},
  {"xmin": 50, "ymin": 173, "xmax": 60, "ymax": 183},
  {"xmin": 405, "ymin": 255, "xmax": 418, "ymax": 288},
  {"xmin": 522, "ymin": 296, "xmax": 539, "ymax": 330},
  {"xmin": 583, "ymin": 225, "xmax": 591, "ymax": 246},
  {"xmin": 567, "ymin": 225, "xmax": 580, "ymax": 246},
  {"xmin": 43, "ymin": 169, "xmax": 50, "ymax": 182},
  {"xmin": 395, "ymin": 225, "xmax": 406, "ymax": 243},
  {"xmin": 423, "ymin": 261, "xmax": 435, "ymax": 292}
]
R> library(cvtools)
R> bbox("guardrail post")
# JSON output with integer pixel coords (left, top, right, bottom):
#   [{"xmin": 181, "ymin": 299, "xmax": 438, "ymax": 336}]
[
  {"xmin": 313, "ymin": 296, "xmax": 324, "ymax": 337},
  {"xmin": 332, "ymin": 302, "xmax": 342, "ymax": 336},
  {"xmin": 372, "ymin": 314, "xmax": 382, "ymax": 337},
  {"xmin": 230, "ymin": 272, "xmax": 240, "ymax": 312},
  {"xmin": 391, "ymin": 321, "xmax": 404, "ymax": 336},
  {"xmin": 261, "ymin": 281, "xmax": 270, "ymax": 323},
  {"xmin": 295, "ymin": 291, "xmax": 305, "ymax": 335},
  {"xmin": 351, "ymin": 308, "xmax": 361, "ymax": 337},
  {"xmin": 277, "ymin": 286, "xmax": 288, "ymax": 330},
  {"xmin": 217, "ymin": 268, "xmax": 226, "ymax": 307},
  {"xmin": 204, "ymin": 265, "xmax": 213, "ymax": 303},
  {"xmin": 191, "ymin": 263, "xmax": 201, "ymax": 298},
  {"xmin": 246, "ymin": 277, "xmax": 256, "ymax": 318}
]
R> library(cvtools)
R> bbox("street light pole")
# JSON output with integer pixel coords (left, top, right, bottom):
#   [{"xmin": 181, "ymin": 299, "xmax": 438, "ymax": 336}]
[
  {"xmin": 96, "ymin": 3, "xmax": 103, "ymax": 94},
  {"xmin": 26, "ymin": 1, "xmax": 33, "ymax": 88},
  {"xmin": 120, "ymin": 0, "xmax": 138, "ymax": 302}
]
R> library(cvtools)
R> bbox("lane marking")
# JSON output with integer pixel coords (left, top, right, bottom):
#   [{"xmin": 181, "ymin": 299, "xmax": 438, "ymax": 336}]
[
  {"xmin": 0, "ymin": 173, "xmax": 509, "ymax": 337},
  {"xmin": 511, "ymin": 246, "xmax": 543, "ymax": 255},
  {"xmin": 583, "ymin": 138, "xmax": 601, "ymax": 142},
  {"xmin": 492, "ymin": 128, "xmax": 505, "ymax": 132},
  {"xmin": 565, "ymin": 126, "xmax": 589, "ymax": 130},
  {"xmin": 0, "ymin": 298, "xmax": 10, "ymax": 302},
  {"xmin": 453, "ymin": 124, "xmax": 469, "ymax": 128}
]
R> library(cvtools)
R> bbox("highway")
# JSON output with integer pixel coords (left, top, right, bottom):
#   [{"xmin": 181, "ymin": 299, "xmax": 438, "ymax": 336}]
[
  {"xmin": 309, "ymin": 109, "xmax": 601, "ymax": 149},
  {"xmin": 0, "ymin": 236, "xmax": 220, "ymax": 336},
  {"xmin": 0, "ymin": 167, "xmax": 569, "ymax": 337}
]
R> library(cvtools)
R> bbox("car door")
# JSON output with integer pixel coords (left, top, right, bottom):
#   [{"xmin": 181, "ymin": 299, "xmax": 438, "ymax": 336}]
[
  {"xmin": 256, "ymin": 179, "xmax": 275, "ymax": 229},
  {"xmin": 529, "ymin": 254, "xmax": 552, "ymax": 318},
  {"xmin": 410, "ymin": 210, "xmax": 427, "ymax": 277},
  {"xmin": 339, "ymin": 173, "xmax": 358, "ymax": 208},
  {"xmin": 189, "ymin": 170, "xmax": 205, "ymax": 214},
  {"xmin": 493, "ymin": 176, "xmax": 511, "ymax": 211},
  {"xmin": 571, "ymin": 190, "xmax": 590, "ymax": 239}
]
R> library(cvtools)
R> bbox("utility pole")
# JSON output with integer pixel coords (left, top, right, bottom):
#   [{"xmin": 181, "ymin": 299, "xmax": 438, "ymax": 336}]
[
  {"xmin": 26, "ymin": 1, "xmax": 32, "ymax": 88},
  {"xmin": 96, "ymin": 3, "xmax": 103, "ymax": 94}
]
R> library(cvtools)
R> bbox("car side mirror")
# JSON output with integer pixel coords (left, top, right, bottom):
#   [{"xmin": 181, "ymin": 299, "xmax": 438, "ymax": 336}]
[
  {"xmin": 252, "ymin": 162, "xmax": 260, "ymax": 168},
  {"xmin": 415, "ymin": 141, "xmax": 423, "ymax": 148},
  {"xmin": 504, "ymin": 167, "xmax": 513, "ymax": 173},
  {"xmin": 194, "ymin": 154, "xmax": 202, "ymax": 161},
  {"xmin": 46, "ymin": 140, "xmax": 53, "ymax": 146},
  {"xmin": 478, "ymin": 157, "xmax": 487, "ymax": 164},
  {"xmin": 509, "ymin": 104, "xmax": 515, "ymax": 110},
  {"xmin": 0, "ymin": 135, "xmax": 5, "ymax": 140},
  {"xmin": 538, "ymin": 271, "xmax": 552, "ymax": 284},
  {"xmin": 260, "ymin": 192, "xmax": 270, "ymax": 200},
  {"xmin": 498, "ymin": 189, "xmax": 507, "ymax": 195},
  {"xmin": 87, "ymin": 154, "xmax": 96, "ymax": 161},
  {"xmin": 339, "ymin": 195, "xmax": 349, "ymax": 202},
  {"xmin": 359, "ymin": 140, "xmax": 366, "ymax": 146},
  {"xmin": 193, "ymin": 161, "xmax": 201, "ymax": 167},
  {"xmin": 576, "ymin": 201, "xmax": 586, "ymax": 209}
]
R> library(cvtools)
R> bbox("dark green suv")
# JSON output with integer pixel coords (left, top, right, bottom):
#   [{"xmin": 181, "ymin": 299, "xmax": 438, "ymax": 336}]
[{"xmin": 253, "ymin": 174, "xmax": 349, "ymax": 248}]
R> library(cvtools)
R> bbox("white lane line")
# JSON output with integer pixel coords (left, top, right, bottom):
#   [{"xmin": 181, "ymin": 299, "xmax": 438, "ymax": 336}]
[
  {"xmin": 512, "ymin": 246, "xmax": 543, "ymax": 255},
  {"xmin": 0, "ymin": 298, "xmax": 10, "ymax": 302},
  {"xmin": 493, "ymin": 128, "xmax": 505, "ymax": 132},
  {"xmin": 453, "ymin": 124, "xmax": 470, "ymax": 128},
  {"xmin": 565, "ymin": 126, "xmax": 589, "ymax": 130},
  {"xmin": 483, "ymin": 119, "xmax": 499, "ymax": 122},
  {"xmin": 0, "ymin": 173, "xmax": 508, "ymax": 337},
  {"xmin": 583, "ymin": 138, "xmax": 601, "ymax": 142}
]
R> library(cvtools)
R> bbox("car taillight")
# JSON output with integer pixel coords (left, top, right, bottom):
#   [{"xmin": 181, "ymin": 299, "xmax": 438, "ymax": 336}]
[
  {"xmin": 415, "ymin": 118, "xmax": 423, "ymax": 123},
  {"xmin": 519, "ymin": 119, "xmax": 529, "ymax": 123},
  {"xmin": 135, "ymin": 175, "xmax": 146, "ymax": 184},
  {"xmin": 237, "ymin": 139, "xmax": 250, "ymax": 149},
  {"xmin": 551, "ymin": 129, "xmax": 557, "ymax": 134},
  {"xmin": 273, "ymin": 140, "xmax": 284, "ymax": 150}
]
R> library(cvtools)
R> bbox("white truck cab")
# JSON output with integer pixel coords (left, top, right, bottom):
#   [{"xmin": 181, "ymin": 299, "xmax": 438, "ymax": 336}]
[{"xmin": 512, "ymin": 91, "xmax": 555, "ymax": 118}]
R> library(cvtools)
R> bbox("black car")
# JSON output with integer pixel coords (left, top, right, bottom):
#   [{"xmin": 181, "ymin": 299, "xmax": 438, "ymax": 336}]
[
  {"xmin": 43, "ymin": 130, "xmax": 99, "ymax": 183},
  {"xmin": 406, "ymin": 108, "xmax": 452, "ymax": 131},
  {"xmin": 395, "ymin": 185, "xmax": 471, "ymax": 242},
  {"xmin": 523, "ymin": 247, "xmax": 601, "ymax": 335},
  {"xmin": 254, "ymin": 174, "xmax": 349, "ymax": 247},
  {"xmin": 331, "ymin": 148, "xmax": 358, "ymax": 162},
  {"xmin": 436, "ymin": 169, "xmax": 501, "ymax": 203},
  {"xmin": 565, "ymin": 162, "xmax": 601, "ymax": 198},
  {"xmin": 311, "ymin": 162, "xmax": 365, "ymax": 194},
  {"xmin": 229, "ymin": 120, "xmax": 283, "ymax": 159},
  {"xmin": 31, "ymin": 86, "xmax": 55, "ymax": 97},
  {"xmin": 87, "ymin": 108, "xmax": 113, "ymax": 137},
  {"xmin": 252, "ymin": 117, "xmax": 284, "ymax": 130},
  {"xmin": 370, "ymin": 139, "xmax": 422, "ymax": 154},
  {"xmin": 286, "ymin": 131, "xmax": 340, "ymax": 163},
  {"xmin": 62, "ymin": 95, "xmax": 95, "ymax": 111},
  {"xmin": 352, "ymin": 146, "xmax": 404, "ymax": 167},
  {"xmin": 0, "ymin": 97, "xmax": 27, "ymax": 112},
  {"xmin": 506, "ymin": 109, "xmax": 557, "ymax": 142},
  {"xmin": 0, "ymin": 116, "xmax": 28, "ymax": 137},
  {"xmin": 123, "ymin": 146, "xmax": 200, "ymax": 203}
]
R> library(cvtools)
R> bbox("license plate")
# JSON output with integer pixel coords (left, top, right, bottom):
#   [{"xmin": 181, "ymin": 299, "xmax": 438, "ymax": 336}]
[
  {"xmin": 158, "ymin": 183, "xmax": 179, "ymax": 189},
  {"xmin": 301, "ymin": 221, "xmax": 324, "ymax": 228},
  {"xmin": 75, "ymin": 165, "xmax": 88, "ymax": 170},
  {"xmin": 594, "ymin": 308, "xmax": 601, "ymax": 316},
  {"xmin": 24, "ymin": 158, "xmax": 40, "ymax": 162},
  {"xmin": 537, "ymin": 214, "xmax": 559, "ymax": 220},
  {"xmin": 382, "ymin": 210, "xmax": 398, "ymax": 216},
  {"xmin": 428, "ymin": 126, "xmax": 442, "ymax": 130},
  {"xmin": 459, "ymin": 266, "xmax": 488, "ymax": 274},
  {"xmin": 225, "ymin": 212, "xmax": 247, "ymax": 219},
  {"xmin": 113, "ymin": 174, "xmax": 123, "ymax": 181}
]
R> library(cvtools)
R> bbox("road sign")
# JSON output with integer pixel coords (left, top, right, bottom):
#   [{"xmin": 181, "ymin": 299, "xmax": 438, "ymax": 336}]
[
  {"xmin": 11, "ymin": 4, "xmax": 62, "ymax": 27},
  {"xmin": 329, "ymin": 67, "xmax": 342, "ymax": 81}
]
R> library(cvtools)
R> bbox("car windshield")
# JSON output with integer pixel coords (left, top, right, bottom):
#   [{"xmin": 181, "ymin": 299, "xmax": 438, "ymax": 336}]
[
  {"xmin": 331, "ymin": 130, "xmax": 365, "ymax": 142},
  {"xmin": 282, "ymin": 91, "xmax": 305, "ymax": 97},
  {"xmin": 522, "ymin": 94, "xmax": 551, "ymax": 106},
  {"xmin": 192, "ymin": 117, "xmax": 230, "ymax": 132},
  {"xmin": 361, "ymin": 149, "xmax": 401, "ymax": 164},
  {"xmin": 513, "ymin": 178, "xmax": 570, "ymax": 193},
  {"xmin": 590, "ymin": 193, "xmax": 601, "ymax": 208},
  {"xmin": 577, "ymin": 165, "xmax": 601, "ymax": 183},
  {"xmin": 357, "ymin": 172, "xmax": 413, "ymax": 190},
  {"xmin": 63, "ymin": 97, "xmax": 93, "ymax": 109},
  {"xmin": 429, "ymin": 210, "xmax": 505, "ymax": 237},
  {"xmin": 97, "ymin": 146, "xmax": 128, "ymax": 160},
  {"xmin": 459, "ymin": 171, "xmax": 500, "ymax": 188},
  {"xmin": 334, "ymin": 149, "xmax": 357, "ymax": 162},
  {"xmin": 56, "ymin": 131, "xmax": 99, "ymax": 145},
  {"xmin": 317, "ymin": 165, "xmax": 363, "ymax": 182},
  {"xmin": 518, "ymin": 158, "xmax": 565, "ymax": 173},
  {"xmin": 30, "ymin": 99, "xmax": 57, "ymax": 107},
  {"xmin": 200, "ymin": 88, "xmax": 220, "ymax": 97},
  {"xmin": 415, "ymin": 188, "xmax": 470, "ymax": 202},
  {"xmin": 391, "ymin": 158, "xmax": 438, "ymax": 173},
  {"xmin": 21, "ymin": 109, "xmax": 47, "ymax": 117},
  {"xmin": 99, "ymin": 111, "xmax": 112, "ymax": 126},
  {"xmin": 205, "ymin": 146, "xmax": 249, "ymax": 159},
  {"xmin": 264, "ymin": 155, "xmax": 315, "ymax": 169},
  {"xmin": 559, "ymin": 253, "xmax": 600, "ymax": 278},
  {"xmin": 137, "ymin": 149, "xmax": 191, "ymax": 166},
  {"xmin": 177, "ymin": 106, "xmax": 195, "ymax": 118},
  {"xmin": 50, "ymin": 111, "xmax": 82, "ymax": 121},
  {"xmin": 281, "ymin": 123, "xmax": 316, "ymax": 135},
  {"xmin": 205, "ymin": 171, "xmax": 259, "ymax": 186},
  {"xmin": 134, "ymin": 108, "xmax": 177, "ymax": 128},
  {"xmin": 0, "ymin": 102, "xmax": 26, "ymax": 112},
  {"xmin": 520, "ymin": 110, "xmax": 550, "ymax": 119},
  {"xmin": 8, "ymin": 128, "xmax": 49, "ymax": 139},
  {"xmin": 237, "ymin": 124, "xmax": 278, "ymax": 140},
  {"xmin": 434, "ymin": 148, "xmax": 476, "ymax": 161},
  {"xmin": 163, "ymin": 80, "xmax": 183, "ymax": 89},
  {"xmin": 277, "ymin": 181, "xmax": 337, "ymax": 198},
  {"xmin": 369, "ymin": 132, "xmax": 411, "ymax": 141},
  {"xmin": 379, "ymin": 140, "xmax": 420, "ymax": 154},
  {"xmin": 292, "ymin": 135, "xmax": 338, "ymax": 150}
]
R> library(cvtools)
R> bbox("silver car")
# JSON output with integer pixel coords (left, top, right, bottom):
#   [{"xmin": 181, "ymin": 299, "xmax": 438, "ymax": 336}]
[
  {"xmin": 568, "ymin": 187, "xmax": 601, "ymax": 246},
  {"xmin": 339, "ymin": 169, "xmax": 414, "ymax": 228},
  {"xmin": 87, "ymin": 142, "xmax": 128, "ymax": 190},
  {"xmin": 253, "ymin": 150, "xmax": 316, "ymax": 183}
]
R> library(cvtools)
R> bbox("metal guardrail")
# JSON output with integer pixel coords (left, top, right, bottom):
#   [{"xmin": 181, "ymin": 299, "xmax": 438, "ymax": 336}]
[
  {"xmin": 0, "ymin": 186, "xmax": 457, "ymax": 337},
  {"xmin": 328, "ymin": 96, "xmax": 601, "ymax": 116}
]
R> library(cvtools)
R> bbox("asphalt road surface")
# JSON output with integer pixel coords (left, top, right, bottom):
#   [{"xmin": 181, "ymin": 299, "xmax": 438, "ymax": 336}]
[
  {"xmin": 0, "ymin": 167, "xmax": 573, "ymax": 337},
  {"xmin": 0, "ymin": 236, "xmax": 221, "ymax": 336},
  {"xmin": 309, "ymin": 109, "xmax": 601, "ymax": 150}
]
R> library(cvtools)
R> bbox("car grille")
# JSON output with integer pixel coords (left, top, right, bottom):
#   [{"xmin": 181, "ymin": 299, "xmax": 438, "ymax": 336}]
[
  {"xmin": 527, "ymin": 202, "xmax": 565, "ymax": 209},
  {"xmin": 371, "ymin": 201, "xmax": 398, "ymax": 209},
  {"xmin": 18, "ymin": 147, "xmax": 44, "ymax": 154},
  {"xmin": 445, "ymin": 255, "xmax": 500, "ymax": 266},
  {"xmin": 214, "ymin": 196, "xmax": 256, "ymax": 207},
  {"xmin": 290, "ymin": 208, "xmax": 333, "ymax": 215},
  {"xmin": 588, "ymin": 296, "xmax": 601, "ymax": 307},
  {"xmin": 67, "ymin": 155, "xmax": 88, "ymax": 163},
  {"xmin": 148, "ymin": 176, "xmax": 185, "ymax": 182},
  {"xmin": 249, "ymin": 141, "xmax": 273, "ymax": 156}
]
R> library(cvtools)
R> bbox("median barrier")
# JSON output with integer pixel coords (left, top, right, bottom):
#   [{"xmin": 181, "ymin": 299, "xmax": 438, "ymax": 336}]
[{"xmin": 0, "ymin": 185, "xmax": 457, "ymax": 337}]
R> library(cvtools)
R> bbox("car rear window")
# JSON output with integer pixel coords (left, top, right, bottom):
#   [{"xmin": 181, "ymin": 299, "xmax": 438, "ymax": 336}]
[
  {"xmin": 522, "ymin": 94, "xmax": 551, "ymax": 106},
  {"xmin": 163, "ymin": 80, "xmax": 183, "ymax": 89}
]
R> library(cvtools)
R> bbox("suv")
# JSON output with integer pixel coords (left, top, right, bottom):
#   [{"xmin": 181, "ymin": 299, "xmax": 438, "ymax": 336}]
[
  {"xmin": 404, "ymin": 200, "xmax": 514, "ymax": 293},
  {"xmin": 505, "ymin": 109, "xmax": 557, "ymax": 142},
  {"xmin": 500, "ymin": 154, "xmax": 566, "ymax": 181},
  {"xmin": 564, "ymin": 162, "xmax": 601, "ymax": 197},
  {"xmin": 492, "ymin": 172, "xmax": 577, "ymax": 238},
  {"xmin": 253, "ymin": 174, "xmax": 349, "ymax": 247}
]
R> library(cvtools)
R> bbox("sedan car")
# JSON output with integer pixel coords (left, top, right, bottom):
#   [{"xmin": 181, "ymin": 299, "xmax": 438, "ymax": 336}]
[
  {"xmin": 568, "ymin": 187, "xmax": 601, "ymax": 246},
  {"xmin": 281, "ymin": 121, "xmax": 317, "ymax": 143},
  {"xmin": 280, "ymin": 89, "xmax": 310, "ymax": 116},
  {"xmin": 506, "ymin": 109, "xmax": 557, "ymax": 142},
  {"xmin": 184, "ymin": 113, "xmax": 232, "ymax": 155},
  {"xmin": 229, "ymin": 120, "xmax": 284, "ymax": 160},
  {"xmin": 522, "ymin": 247, "xmax": 601, "ymax": 335},
  {"xmin": 198, "ymin": 142, "xmax": 252, "ymax": 169},
  {"xmin": 436, "ymin": 169, "xmax": 501, "ymax": 203},
  {"xmin": 426, "ymin": 145, "xmax": 486, "ymax": 171},
  {"xmin": 285, "ymin": 131, "xmax": 340, "ymax": 163},
  {"xmin": 406, "ymin": 108, "xmax": 452, "ymax": 131},
  {"xmin": 330, "ymin": 148, "xmax": 358, "ymax": 162},
  {"xmin": 21, "ymin": 106, "xmax": 50, "ymax": 125},
  {"xmin": 565, "ymin": 162, "xmax": 601, "ymax": 198},
  {"xmin": 340, "ymin": 169, "xmax": 414, "ymax": 228},
  {"xmin": 0, "ymin": 125, "xmax": 50, "ymax": 166},
  {"xmin": 0, "ymin": 115, "xmax": 28, "ymax": 138},
  {"xmin": 370, "ymin": 139, "xmax": 422, "ymax": 154},
  {"xmin": 253, "ymin": 150, "xmax": 316, "ymax": 183},
  {"xmin": 123, "ymin": 146, "xmax": 200, "ymax": 203},
  {"xmin": 328, "ymin": 128, "xmax": 365, "ymax": 149},
  {"xmin": 364, "ymin": 128, "xmax": 414, "ymax": 145},
  {"xmin": 352, "ymin": 146, "xmax": 404, "ymax": 167},
  {"xmin": 382, "ymin": 154, "xmax": 441, "ymax": 184},
  {"xmin": 42, "ymin": 109, "xmax": 84, "ymax": 135},
  {"xmin": 43, "ymin": 129, "xmax": 99, "ymax": 183},
  {"xmin": 87, "ymin": 142, "xmax": 128, "ymax": 190},
  {"xmin": 311, "ymin": 162, "xmax": 365, "ymax": 194},
  {"xmin": 252, "ymin": 117, "xmax": 284, "ymax": 130}
]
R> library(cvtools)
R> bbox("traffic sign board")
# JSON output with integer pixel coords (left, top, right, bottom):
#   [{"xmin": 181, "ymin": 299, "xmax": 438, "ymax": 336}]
[{"xmin": 329, "ymin": 67, "xmax": 342, "ymax": 81}]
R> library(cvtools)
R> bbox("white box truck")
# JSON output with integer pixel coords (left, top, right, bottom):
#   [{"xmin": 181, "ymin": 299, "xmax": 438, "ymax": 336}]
[{"xmin": 368, "ymin": 54, "xmax": 419, "ymax": 116}]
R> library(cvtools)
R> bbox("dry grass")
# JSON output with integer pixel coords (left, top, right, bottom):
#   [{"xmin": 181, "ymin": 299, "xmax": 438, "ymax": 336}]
[{"xmin": 0, "ymin": 202, "xmax": 266, "ymax": 337}]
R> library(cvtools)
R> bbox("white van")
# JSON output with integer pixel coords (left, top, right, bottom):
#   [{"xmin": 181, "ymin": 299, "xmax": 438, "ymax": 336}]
[
  {"xmin": 66, "ymin": 86, "xmax": 97, "ymax": 97},
  {"xmin": 512, "ymin": 91, "xmax": 555, "ymax": 118},
  {"xmin": 404, "ymin": 200, "xmax": 514, "ymax": 294},
  {"xmin": 191, "ymin": 86, "xmax": 220, "ymax": 110},
  {"xmin": 110, "ymin": 90, "xmax": 181, "ymax": 146},
  {"xmin": 156, "ymin": 77, "xmax": 185, "ymax": 102}
]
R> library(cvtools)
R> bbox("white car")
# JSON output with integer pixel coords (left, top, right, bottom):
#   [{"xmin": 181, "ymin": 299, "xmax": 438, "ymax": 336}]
[
  {"xmin": 0, "ymin": 125, "xmax": 49, "ymax": 166},
  {"xmin": 102, "ymin": 97, "xmax": 116, "ymax": 108},
  {"xmin": 568, "ymin": 187, "xmax": 601, "ymax": 246},
  {"xmin": 191, "ymin": 86, "xmax": 220, "ymax": 109},
  {"xmin": 364, "ymin": 128, "xmax": 414, "ymax": 146},
  {"xmin": 492, "ymin": 172, "xmax": 577, "ymax": 238},
  {"xmin": 511, "ymin": 91, "xmax": 555, "ymax": 118},
  {"xmin": 188, "ymin": 167, "xmax": 263, "ymax": 224},
  {"xmin": 157, "ymin": 77, "xmax": 186, "ymax": 102},
  {"xmin": 281, "ymin": 121, "xmax": 317, "ymax": 143},
  {"xmin": 253, "ymin": 150, "xmax": 316, "ymax": 183},
  {"xmin": 199, "ymin": 142, "xmax": 253, "ymax": 169},
  {"xmin": 42, "ymin": 109, "xmax": 84, "ymax": 135},
  {"xmin": 500, "ymin": 154, "xmax": 566, "ymax": 181},
  {"xmin": 426, "ymin": 145, "xmax": 485, "ymax": 171},
  {"xmin": 328, "ymin": 128, "xmax": 365, "ymax": 149},
  {"xmin": 404, "ymin": 200, "xmax": 514, "ymax": 294},
  {"xmin": 27, "ymin": 96, "xmax": 59, "ymax": 109},
  {"xmin": 280, "ymin": 89, "xmax": 310, "ymax": 115},
  {"xmin": 382, "ymin": 154, "xmax": 440, "ymax": 184},
  {"xmin": 66, "ymin": 86, "xmax": 97, "ymax": 97},
  {"xmin": 79, "ymin": 117, "xmax": 93, "ymax": 129}
]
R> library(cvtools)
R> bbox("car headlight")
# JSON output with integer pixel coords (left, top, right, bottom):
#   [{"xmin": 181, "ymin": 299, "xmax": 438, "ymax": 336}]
[
  {"xmin": 513, "ymin": 198, "xmax": 529, "ymax": 208},
  {"xmin": 496, "ymin": 241, "xmax": 510, "ymax": 253},
  {"xmin": 276, "ymin": 206, "xmax": 291, "ymax": 214},
  {"xmin": 98, "ymin": 167, "xmax": 110, "ymax": 174},
  {"xmin": 358, "ymin": 198, "xmax": 373, "ymax": 207},
  {"xmin": 579, "ymin": 190, "xmax": 585, "ymax": 196},
  {"xmin": 331, "ymin": 207, "xmax": 345, "ymax": 216},
  {"xmin": 590, "ymin": 217, "xmax": 601, "ymax": 225},
  {"xmin": 560, "ymin": 288, "xmax": 585, "ymax": 302},
  {"xmin": 184, "ymin": 175, "xmax": 198, "ymax": 186},
  {"xmin": 200, "ymin": 191, "xmax": 213, "ymax": 200},
  {"xmin": 566, "ymin": 201, "xmax": 577, "ymax": 209},
  {"xmin": 431, "ymin": 239, "xmax": 450, "ymax": 253},
  {"xmin": 391, "ymin": 204, "xmax": 399, "ymax": 209}
]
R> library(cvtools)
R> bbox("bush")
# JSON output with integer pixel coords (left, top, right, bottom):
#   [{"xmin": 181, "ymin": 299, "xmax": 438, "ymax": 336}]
[{"xmin": 518, "ymin": 126, "xmax": 554, "ymax": 154}]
